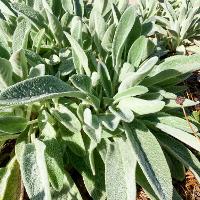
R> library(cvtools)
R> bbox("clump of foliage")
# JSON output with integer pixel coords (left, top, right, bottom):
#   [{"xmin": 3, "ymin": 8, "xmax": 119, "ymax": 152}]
[{"xmin": 0, "ymin": 0, "xmax": 200, "ymax": 200}]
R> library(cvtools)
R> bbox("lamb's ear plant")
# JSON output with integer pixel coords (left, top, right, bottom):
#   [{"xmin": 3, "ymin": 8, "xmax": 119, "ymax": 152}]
[
  {"xmin": 0, "ymin": 0, "xmax": 200, "ymax": 200},
  {"xmin": 154, "ymin": 0, "xmax": 200, "ymax": 53}
]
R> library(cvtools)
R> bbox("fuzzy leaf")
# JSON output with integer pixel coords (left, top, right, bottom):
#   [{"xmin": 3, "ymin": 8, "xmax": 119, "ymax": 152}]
[
  {"xmin": 0, "ymin": 75, "xmax": 81, "ymax": 106},
  {"xmin": 114, "ymin": 85, "xmax": 148, "ymax": 103},
  {"xmin": 105, "ymin": 139, "xmax": 137, "ymax": 200},
  {"xmin": 124, "ymin": 121, "xmax": 173, "ymax": 200},
  {"xmin": 12, "ymin": 19, "xmax": 31, "ymax": 52},
  {"xmin": 0, "ymin": 116, "xmax": 27, "ymax": 134},
  {"xmin": 0, "ymin": 157, "xmax": 21, "ymax": 200},
  {"xmin": 20, "ymin": 140, "xmax": 51, "ymax": 200},
  {"xmin": 11, "ymin": 3, "xmax": 47, "ymax": 30},
  {"xmin": 109, "ymin": 106, "xmax": 134, "ymax": 123},
  {"xmin": 119, "ymin": 97, "xmax": 165, "ymax": 115},
  {"xmin": 155, "ymin": 132, "xmax": 200, "ymax": 182},
  {"xmin": 0, "ymin": 58, "xmax": 12, "ymax": 91},
  {"xmin": 98, "ymin": 61, "xmax": 113, "ymax": 97},
  {"xmin": 119, "ymin": 57, "xmax": 158, "ymax": 91},
  {"xmin": 43, "ymin": 138, "xmax": 64, "ymax": 191},
  {"xmin": 153, "ymin": 123, "xmax": 200, "ymax": 153},
  {"xmin": 64, "ymin": 32, "xmax": 91, "ymax": 76},
  {"xmin": 112, "ymin": 6, "xmax": 136, "ymax": 70},
  {"xmin": 70, "ymin": 74, "xmax": 92, "ymax": 93},
  {"xmin": 52, "ymin": 104, "xmax": 81, "ymax": 134}
]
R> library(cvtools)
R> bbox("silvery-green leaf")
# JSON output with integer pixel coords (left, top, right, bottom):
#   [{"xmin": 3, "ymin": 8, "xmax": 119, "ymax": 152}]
[
  {"xmin": 51, "ymin": 104, "xmax": 81, "ymax": 133},
  {"xmin": 112, "ymin": 6, "xmax": 136, "ymax": 70},
  {"xmin": 43, "ymin": 138, "xmax": 64, "ymax": 191},
  {"xmin": 29, "ymin": 64, "xmax": 45, "ymax": 78},
  {"xmin": 148, "ymin": 112, "xmax": 198, "ymax": 134},
  {"xmin": 105, "ymin": 139, "xmax": 137, "ymax": 200},
  {"xmin": 0, "ymin": 116, "xmax": 27, "ymax": 134},
  {"xmin": 61, "ymin": 0, "xmax": 73, "ymax": 14},
  {"xmin": 136, "ymin": 165, "xmax": 158, "ymax": 200},
  {"xmin": 0, "ymin": 157, "xmax": 21, "ymax": 200},
  {"xmin": 60, "ymin": 125, "xmax": 85, "ymax": 157},
  {"xmin": 124, "ymin": 121, "xmax": 173, "ymax": 200},
  {"xmin": 99, "ymin": 113, "xmax": 120, "ymax": 131},
  {"xmin": 153, "ymin": 123, "xmax": 200, "ymax": 152},
  {"xmin": 71, "ymin": 16, "xmax": 82, "ymax": 44},
  {"xmin": 0, "ymin": 58, "xmax": 12, "ymax": 91},
  {"xmin": 119, "ymin": 62, "xmax": 135, "ymax": 82},
  {"xmin": 25, "ymin": 49, "xmax": 45, "ymax": 66},
  {"xmin": 111, "ymin": 3, "xmax": 121, "ymax": 25},
  {"xmin": 98, "ymin": 61, "xmax": 113, "ymax": 97},
  {"xmin": 0, "ymin": 1, "xmax": 15, "ymax": 17},
  {"xmin": 94, "ymin": 10, "xmax": 106, "ymax": 41},
  {"xmin": 146, "ymin": 55, "xmax": 200, "ymax": 85},
  {"xmin": 70, "ymin": 74, "xmax": 92, "ymax": 93},
  {"xmin": 45, "ymin": 9, "xmax": 64, "ymax": 44},
  {"xmin": 93, "ymin": 0, "xmax": 110, "ymax": 16},
  {"xmin": 20, "ymin": 140, "xmax": 51, "ymax": 200},
  {"xmin": 117, "ymin": 0, "xmax": 128, "ymax": 13},
  {"xmin": 101, "ymin": 24, "xmax": 116, "ymax": 52},
  {"xmin": 118, "ymin": 97, "xmax": 165, "ymax": 115},
  {"xmin": 109, "ymin": 105, "xmax": 134, "ymax": 123},
  {"xmin": 10, "ymin": 49, "xmax": 28, "ymax": 81},
  {"xmin": 64, "ymin": 32, "xmax": 91, "ymax": 76},
  {"xmin": 165, "ymin": 99, "xmax": 199, "ymax": 109},
  {"xmin": 0, "ymin": 75, "xmax": 82, "ymax": 106},
  {"xmin": 51, "ymin": 172, "xmax": 83, "ymax": 200},
  {"xmin": 128, "ymin": 36, "xmax": 155, "ymax": 69},
  {"xmin": 11, "ymin": 3, "xmax": 47, "ymax": 30},
  {"xmin": 118, "ymin": 57, "xmax": 158, "ymax": 91},
  {"xmin": 33, "ymin": 28, "xmax": 45, "ymax": 53},
  {"xmin": 155, "ymin": 132, "xmax": 200, "ymax": 182},
  {"xmin": 12, "ymin": 19, "xmax": 31, "ymax": 52},
  {"xmin": 114, "ymin": 85, "xmax": 148, "ymax": 103}
]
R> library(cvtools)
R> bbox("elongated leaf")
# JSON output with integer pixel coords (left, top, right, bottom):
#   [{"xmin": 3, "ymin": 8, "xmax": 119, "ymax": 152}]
[
  {"xmin": 119, "ymin": 57, "xmax": 158, "ymax": 91},
  {"xmin": 101, "ymin": 24, "xmax": 116, "ymax": 52},
  {"xmin": 127, "ymin": 36, "xmax": 148, "ymax": 68},
  {"xmin": 119, "ymin": 97, "xmax": 165, "ymax": 115},
  {"xmin": 20, "ymin": 140, "xmax": 51, "ymax": 200},
  {"xmin": 45, "ymin": 9, "xmax": 64, "ymax": 44},
  {"xmin": 109, "ymin": 106, "xmax": 134, "ymax": 123},
  {"xmin": 124, "ymin": 121, "xmax": 173, "ymax": 200},
  {"xmin": 60, "ymin": 125, "xmax": 85, "ymax": 157},
  {"xmin": 99, "ymin": 113, "xmax": 120, "ymax": 131},
  {"xmin": 70, "ymin": 74, "xmax": 92, "ymax": 93},
  {"xmin": 114, "ymin": 85, "xmax": 148, "ymax": 102},
  {"xmin": 0, "ymin": 157, "xmax": 21, "ymax": 200},
  {"xmin": 98, "ymin": 61, "xmax": 113, "ymax": 97},
  {"xmin": 0, "ymin": 75, "xmax": 81, "ymax": 106},
  {"xmin": 157, "ymin": 55, "xmax": 200, "ymax": 74},
  {"xmin": 12, "ymin": 19, "xmax": 31, "ymax": 52},
  {"xmin": 10, "ymin": 49, "xmax": 28, "ymax": 81},
  {"xmin": 52, "ymin": 104, "xmax": 81, "ymax": 134},
  {"xmin": 43, "ymin": 138, "xmax": 64, "ymax": 191},
  {"xmin": 147, "ymin": 112, "xmax": 198, "ymax": 134},
  {"xmin": 153, "ymin": 122, "xmax": 200, "ymax": 153},
  {"xmin": 105, "ymin": 139, "xmax": 137, "ymax": 200},
  {"xmin": 12, "ymin": 3, "xmax": 47, "ymax": 30},
  {"xmin": 51, "ymin": 172, "xmax": 83, "ymax": 200},
  {"xmin": 0, "ymin": 58, "xmax": 12, "ymax": 91},
  {"xmin": 112, "ymin": 6, "xmax": 136, "ymax": 71},
  {"xmin": 64, "ymin": 32, "xmax": 91, "ymax": 76},
  {"xmin": 155, "ymin": 132, "xmax": 200, "ymax": 182},
  {"xmin": 0, "ymin": 116, "xmax": 27, "ymax": 134}
]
